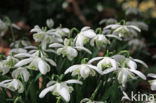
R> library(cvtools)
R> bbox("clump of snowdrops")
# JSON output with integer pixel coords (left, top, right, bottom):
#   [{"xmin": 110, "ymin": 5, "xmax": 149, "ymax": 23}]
[{"xmin": 0, "ymin": 18, "xmax": 154, "ymax": 103}]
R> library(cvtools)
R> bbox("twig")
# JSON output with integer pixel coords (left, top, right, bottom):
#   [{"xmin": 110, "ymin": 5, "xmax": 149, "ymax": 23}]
[{"xmin": 68, "ymin": 0, "xmax": 92, "ymax": 26}]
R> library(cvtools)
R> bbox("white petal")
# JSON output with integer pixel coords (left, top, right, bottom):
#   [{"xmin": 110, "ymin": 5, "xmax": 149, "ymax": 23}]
[
  {"xmin": 80, "ymin": 98, "xmax": 90, "ymax": 103},
  {"xmin": 80, "ymin": 67, "xmax": 89, "ymax": 79},
  {"xmin": 59, "ymin": 87, "xmax": 70, "ymax": 102},
  {"xmin": 46, "ymin": 81, "xmax": 57, "ymax": 87},
  {"xmin": 87, "ymin": 65, "xmax": 103, "ymax": 75},
  {"xmin": 15, "ymin": 58, "xmax": 32, "ymax": 67},
  {"xmin": 129, "ymin": 69, "xmax": 146, "ymax": 80},
  {"xmin": 127, "ymin": 59, "xmax": 137, "ymax": 70},
  {"xmin": 64, "ymin": 65, "xmax": 80, "ymax": 74},
  {"xmin": 65, "ymin": 80, "xmax": 82, "ymax": 85},
  {"xmin": 82, "ymin": 29, "xmax": 96, "ymax": 38},
  {"xmin": 38, "ymin": 60, "xmax": 49, "ymax": 75},
  {"xmin": 14, "ymin": 53, "xmax": 31, "ymax": 58},
  {"xmin": 41, "ymin": 40, "xmax": 47, "ymax": 50},
  {"xmin": 150, "ymin": 80, "xmax": 156, "ymax": 90},
  {"xmin": 88, "ymin": 57, "xmax": 104, "ymax": 64},
  {"xmin": 39, "ymin": 85, "xmax": 55, "ymax": 98},
  {"xmin": 105, "ymin": 24, "xmax": 121, "ymax": 29},
  {"xmin": 49, "ymin": 43, "xmax": 64, "ymax": 48},
  {"xmin": 25, "ymin": 46, "xmax": 38, "ymax": 49},
  {"xmin": 128, "ymin": 25, "xmax": 141, "ymax": 32},
  {"xmin": 102, "ymin": 67, "xmax": 116, "ymax": 74},
  {"xmin": 81, "ymin": 26, "xmax": 90, "ymax": 31},
  {"xmin": 147, "ymin": 73, "xmax": 156, "ymax": 79},
  {"xmin": 45, "ymin": 58, "xmax": 57, "ymax": 67},
  {"xmin": 133, "ymin": 59, "xmax": 148, "ymax": 68},
  {"xmin": 106, "ymin": 34, "xmax": 122, "ymax": 40},
  {"xmin": 75, "ymin": 46, "xmax": 92, "ymax": 54}
]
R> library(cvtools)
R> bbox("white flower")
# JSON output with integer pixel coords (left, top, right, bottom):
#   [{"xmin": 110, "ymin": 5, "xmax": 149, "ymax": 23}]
[
  {"xmin": 112, "ymin": 55, "xmax": 148, "ymax": 69},
  {"xmin": 117, "ymin": 67, "xmax": 146, "ymax": 87},
  {"xmin": 112, "ymin": 55, "xmax": 147, "ymax": 87},
  {"xmin": 9, "ymin": 48, "xmax": 27, "ymax": 55},
  {"xmin": 0, "ymin": 56, "xmax": 19, "ymax": 75},
  {"xmin": 126, "ymin": 21, "xmax": 148, "ymax": 31},
  {"xmin": 31, "ymin": 25, "xmax": 63, "ymax": 50},
  {"xmin": 39, "ymin": 79, "xmax": 82, "ymax": 102},
  {"xmin": 90, "ymin": 34, "xmax": 110, "ymax": 48},
  {"xmin": 14, "ymin": 51, "xmax": 56, "ymax": 75},
  {"xmin": 104, "ymin": 23, "xmax": 141, "ymax": 40},
  {"xmin": 0, "ymin": 19, "xmax": 8, "ymax": 36},
  {"xmin": 0, "ymin": 79, "xmax": 24, "ymax": 93},
  {"xmin": 10, "ymin": 40, "xmax": 31, "ymax": 48},
  {"xmin": 128, "ymin": 39, "xmax": 145, "ymax": 51},
  {"xmin": 148, "ymin": 73, "xmax": 156, "ymax": 90},
  {"xmin": 88, "ymin": 57, "xmax": 118, "ymax": 75},
  {"xmin": 46, "ymin": 18, "xmax": 54, "ymax": 28},
  {"xmin": 49, "ymin": 39, "xmax": 92, "ymax": 61},
  {"xmin": 75, "ymin": 26, "xmax": 96, "ymax": 47},
  {"xmin": 49, "ymin": 27, "xmax": 70, "ymax": 37},
  {"xmin": 12, "ymin": 67, "xmax": 30, "ymax": 82},
  {"xmin": 0, "ymin": 19, "xmax": 20, "ymax": 36},
  {"xmin": 80, "ymin": 98, "xmax": 104, "ymax": 103},
  {"xmin": 64, "ymin": 63, "xmax": 102, "ymax": 79}
]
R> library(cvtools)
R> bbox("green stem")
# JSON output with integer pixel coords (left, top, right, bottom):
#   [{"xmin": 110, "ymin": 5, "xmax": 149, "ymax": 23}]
[
  {"xmin": 56, "ymin": 96, "xmax": 61, "ymax": 103},
  {"xmin": 90, "ymin": 80, "xmax": 103, "ymax": 101},
  {"xmin": 118, "ymin": 50, "xmax": 130, "ymax": 57},
  {"xmin": 6, "ymin": 18, "xmax": 15, "ymax": 44},
  {"xmin": 14, "ymin": 96, "xmax": 23, "ymax": 103}
]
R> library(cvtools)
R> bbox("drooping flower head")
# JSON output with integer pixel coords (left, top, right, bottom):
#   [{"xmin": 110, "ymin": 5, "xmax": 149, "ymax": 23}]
[
  {"xmin": 39, "ymin": 79, "xmax": 82, "ymax": 102},
  {"xmin": 0, "ymin": 79, "xmax": 24, "ymax": 93}
]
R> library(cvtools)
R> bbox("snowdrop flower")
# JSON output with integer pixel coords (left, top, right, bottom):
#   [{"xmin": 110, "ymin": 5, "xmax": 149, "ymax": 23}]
[
  {"xmin": 0, "ymin": 19, "xmax": 20, "ymax": 36},
  {"xmin": 90, "ymin": 34, "xmax": 110, "ymax": 48},
  {"xmin": 147, "ymin": 73, "xmax": 156, "ymax": 90},
  {"xmin": 49, "ymin": 39, "xmax": 92, "ymax": 61},
  {"xmin": 104, "ymin": 23, "xmax": 141, "ymax": 39},
  {"xmin": 10, "ymin": 40, "xmax": 31, "ymax": 48},
  {"xmin": 12, "ymin": 67, "xmax": 30, "ymax": 82},
  {"xmin": 126, "ymin": 21, "xmax": 148, "ymax": 31},
  {"xmin": 0, "ymin": 56, "xmax": 19, "ymax": 75},
  {"xmin": 46, "ymin": 18, "xmax": 54, "ymax": 28},
  {"xmin": 117, "ymin": 67, "xmax": 146, "ymax": 87},
  {"xmin": 80, "ymin": 98, "xmax": 104, "ymax": 103},
  {"xmin": 0, "ymin": 79, "xmax": 24, "ymax": 93},
  {"xmin": 0, "ymin": 19, "xmax": 8, "ymax": 36},
  {"xmin": 24, "ymin": 45, "xmax": 56, "ymax": 54},
  {"xmin": 128, "ymin": 39, "xmax": 145, "ymax": 51},
  {"xmin": 112, "ymin": 55, "xmax": 148, "ymax": 69},
  {"xmin": 112, "ymin": 55, "xmax": 147, "ymax": 87},
  {"xmin": 9, "ymin": 48, "xmax": 27, "ymax": 55},
  {"xmin": 75, "ymin": 26, "xmax": 96, "ymax": 47},
  {"xmin": 64, "ymin": 63, "xmax": 102, "ymax": 79},
  {"xmin": 50, "ymin": 27, "xmax": 70, "ymax": 37},
  {"xmin": 88, "ymin": 57, "xmax": 118, "ymax": 75},
  {"xmin": 31, "ymin": 25, "xmax": 63, "ymax": 50},
  {"xmin": 14, "ymin": 51, "xmax": 56, "ymax": 75},
  {"xmin": 39, "ymin": 79, "xmax": 82, "ymax": 102}
]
